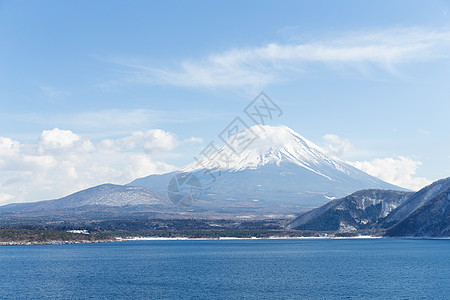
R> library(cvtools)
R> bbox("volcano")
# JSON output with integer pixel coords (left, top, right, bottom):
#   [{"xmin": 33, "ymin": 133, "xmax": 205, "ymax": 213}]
[{"xmin": 129, "ymin": 125, "xmax": 405, "ymax": 216}]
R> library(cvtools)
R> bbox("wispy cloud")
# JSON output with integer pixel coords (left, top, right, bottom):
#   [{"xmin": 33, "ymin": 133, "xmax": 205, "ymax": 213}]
[
  {"xmin": 40, "ymin": 86, "xmax": 70, "ymax": 101},
  {"xmin": 1, "ymin": 108, "xmax": 220, "ymax": 139},
  {"xmin": 108, "ymin": 27, "xmax": 450, "ymax": 89}
]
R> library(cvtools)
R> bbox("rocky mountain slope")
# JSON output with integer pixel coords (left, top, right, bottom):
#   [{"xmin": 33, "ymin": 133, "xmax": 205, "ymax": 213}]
[
  {"xmin": 287, "ymin": 189, "xmax": 412, "ymax": 231},
  {"xmin": 289, "ymin": 177, "xmax": 450, "ymax": 237},
  {"xmin": 0, "ymin": 184, "xmax": 173, "ymax": 220},
  {"xmin": 386, "ymin": 182, "xmax": 450, "ymax": 237}
]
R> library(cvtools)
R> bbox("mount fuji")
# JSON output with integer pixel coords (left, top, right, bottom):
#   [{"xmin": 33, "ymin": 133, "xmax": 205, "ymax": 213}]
[{"xmin": 129, "ymin": 125, "xmax": 405, "ymax": 217}]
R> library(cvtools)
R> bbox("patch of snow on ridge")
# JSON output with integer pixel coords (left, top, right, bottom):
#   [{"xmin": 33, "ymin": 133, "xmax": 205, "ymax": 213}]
[{"xmin": 183, "ymin": 125, "xmax": 352, "ymax": 179}]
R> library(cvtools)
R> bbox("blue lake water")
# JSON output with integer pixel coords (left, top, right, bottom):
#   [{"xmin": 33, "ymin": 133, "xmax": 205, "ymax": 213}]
[{"xmin": 0, "ymin": 238, "xmax": 449, "ymax": 299}]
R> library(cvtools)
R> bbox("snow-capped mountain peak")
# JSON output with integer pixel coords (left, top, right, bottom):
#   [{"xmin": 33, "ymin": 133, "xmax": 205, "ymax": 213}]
[
  {"xmin": 184, "ymin": 125, "xmax": 349, "ymax": 178},
  {"xmin": 129, "ymin": 125, "xmax": 405, "ymax": 211}
]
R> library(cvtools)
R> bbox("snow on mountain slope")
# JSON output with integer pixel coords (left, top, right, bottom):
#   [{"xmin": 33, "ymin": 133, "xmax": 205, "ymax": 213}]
[
  {"xmin": 0, "ymin": 184, "xmax": 169, "ymax": 212},
  {"xmin": 184, "ymin": 125, "xmax": 350, "ymax": 180},
  {"xmin": 288, "ymin": 189, "xmax": 413, "ymax": 231}
]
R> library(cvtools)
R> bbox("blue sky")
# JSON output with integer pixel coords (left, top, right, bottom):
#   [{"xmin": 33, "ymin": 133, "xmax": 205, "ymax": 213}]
[{"xmin": 1, "ymin": 0, "xmax": 450, "ymax": 204}]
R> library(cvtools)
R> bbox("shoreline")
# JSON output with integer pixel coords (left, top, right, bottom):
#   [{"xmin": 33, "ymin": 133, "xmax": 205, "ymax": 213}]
[
  {"xmin": 0, "ymin": 239, "xmax": 119, "ymax": 246},
  {"xmin": 123, "ymin": 235, "xmax": 382, "ymax": 241},
  {"xmin": 0, "ymin": 236, "xmax": 382, "ymax": 245},
  {"xmin": 3, "ymin": 236, "xmax": 448, "ymax": 246}
]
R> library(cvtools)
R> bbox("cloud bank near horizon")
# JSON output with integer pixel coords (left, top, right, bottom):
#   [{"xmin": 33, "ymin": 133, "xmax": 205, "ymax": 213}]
[
  {"xmin": 322, "ymin": 134, "xmax": 431, "ymax": 191},
  {"xmin": 0, "ymin": 128, "xmax": 202, "ymax": 205}
]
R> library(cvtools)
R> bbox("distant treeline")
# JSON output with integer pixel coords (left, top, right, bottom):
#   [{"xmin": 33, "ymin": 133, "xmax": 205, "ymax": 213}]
[
  {"xmin": 0, "ymin": 229, "xmax": 111, "ymax": 244},
  {"xmin": 0, "ymin": 218, "xmax": 359, "ymax": 242}
]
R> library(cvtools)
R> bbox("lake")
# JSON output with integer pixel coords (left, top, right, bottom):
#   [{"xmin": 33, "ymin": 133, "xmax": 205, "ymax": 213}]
[{"xmin": 0, "ymin": 238, "xmax": 449, "ymax": 299}]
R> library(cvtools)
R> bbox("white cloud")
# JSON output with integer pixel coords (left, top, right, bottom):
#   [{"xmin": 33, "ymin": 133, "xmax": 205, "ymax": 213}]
[
  {"xmin": 140, "ymin": 129, "xmax": 180, "ymax": 152},
  {"xmin": 112, "ymin": 27, "xmax": 450, "ymax": 89},
  {"xmin": 39, "ymin": 128, "xmax": 81, "ymax": 148},
  {"xmin": 321, "ymin": 135, "xmax": 433, "ymax": 191},
  {"xmin": 322, "ymin": 134, "xmax": 353, "ymax": 157},
  {"xmin": 0, "ymin": 193, "xmax": 14, "ymax": 205},
  {"xmin": 0, "ymin": 136, "xmax": 56, "ymax": 172},
  {"xmin": 99, "ymin": 129, "xmax": 181, "ymax": 153},
  {"xmin": 0, "ymin": 137, "xmax": 20, "ymax": 157},
  {"xmin": 126, "ymin": 153, "xmax": 176, "ymax": 180},
  {"xmin": 38, "ymin": 128, "xmax": 94, "ymax": 152},
  {"xmin": 349, "ymin": 156, "xmax": 432, "ymax": 191},
  {"xmin": 0, "ymin": 128, "xmax": 201, "ymax": 205}
]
